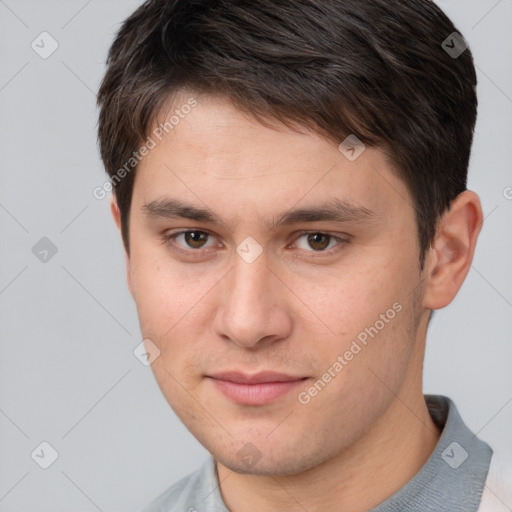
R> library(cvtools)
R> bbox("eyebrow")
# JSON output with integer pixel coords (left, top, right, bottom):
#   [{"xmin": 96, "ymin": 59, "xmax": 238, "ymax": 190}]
[{"xmin": 141, "ymin": 197, "xmax": 376, "ymax": 231}]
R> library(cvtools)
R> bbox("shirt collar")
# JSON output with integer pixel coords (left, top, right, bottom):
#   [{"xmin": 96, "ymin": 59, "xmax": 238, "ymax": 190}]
[{"xmin": 370, "ymin": 395, "xmax": 492, "ymax": 511}]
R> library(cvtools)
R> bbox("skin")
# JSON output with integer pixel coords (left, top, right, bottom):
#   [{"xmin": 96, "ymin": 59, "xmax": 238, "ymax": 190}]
[{"xmin": 111, "ymin": 91, "xmax": 483, "ymax": 512}]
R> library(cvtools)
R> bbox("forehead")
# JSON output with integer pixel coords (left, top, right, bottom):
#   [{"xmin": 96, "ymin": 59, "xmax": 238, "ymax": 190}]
[{"xmin": 133, "ymin": 92, "xmax": 413, "ymax": 226}]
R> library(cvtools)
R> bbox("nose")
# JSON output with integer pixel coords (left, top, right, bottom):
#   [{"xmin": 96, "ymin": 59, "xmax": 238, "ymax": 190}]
[{"xmin": 212, "ymin": 247, "xmax": 293, "ymax": 349}]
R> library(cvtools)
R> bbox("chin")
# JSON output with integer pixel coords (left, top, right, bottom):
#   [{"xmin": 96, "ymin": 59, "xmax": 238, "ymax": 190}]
[{"xmin": 211, "ymin": 439, "xmax": 330, "ymax": 477}]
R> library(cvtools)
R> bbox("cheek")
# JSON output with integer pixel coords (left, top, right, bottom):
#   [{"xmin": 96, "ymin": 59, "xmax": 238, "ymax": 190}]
[
  {"xmin": 293, "ymin": 258, "xmax": 417, "ymax": 389},
  {"xmin": 293, "ymin": 261, "xmax": 404, "ymax": 342},
  {"xmin": 128, "ymin": 252, "xmax": 220, "ymax": 364},
  {"xmin": 129, "ymin": 242, "xmax": 194, "ymax": 321},
  {"xmin": 130, "ymin": 265, "xmax": 176, "ymax": 335},
  {"xmin": 296, "ymin": 298, "xmax": 417, "ymax": 433}
]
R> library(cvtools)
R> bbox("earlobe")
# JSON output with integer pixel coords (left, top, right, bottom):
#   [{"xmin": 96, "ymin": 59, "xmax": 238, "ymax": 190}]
[{"xmin": 423, "ymin": 190, "xmax": 483, "ymax": 310}]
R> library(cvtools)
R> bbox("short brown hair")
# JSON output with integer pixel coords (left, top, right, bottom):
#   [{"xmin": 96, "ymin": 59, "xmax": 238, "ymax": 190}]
[{"xmin": 97, "ymin": 0, "xmax": 477, "ymax": 269}]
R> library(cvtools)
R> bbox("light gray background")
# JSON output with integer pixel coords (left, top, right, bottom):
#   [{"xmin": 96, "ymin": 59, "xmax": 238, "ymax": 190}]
[{"xmin": 0, "ymin": 1, "xmax": 511, "ymax": 510}]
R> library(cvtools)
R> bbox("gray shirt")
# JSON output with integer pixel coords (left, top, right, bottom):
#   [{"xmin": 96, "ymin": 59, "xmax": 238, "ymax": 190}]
[{"xmin": 139, "ymin": 395, "xmax": 493, "ymax": 512}]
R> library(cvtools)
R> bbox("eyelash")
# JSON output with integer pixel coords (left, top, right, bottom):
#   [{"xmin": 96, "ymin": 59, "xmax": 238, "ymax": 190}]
[{"xmin": 161, "ymin": 230, "xmax": 350, "ymax": 259}]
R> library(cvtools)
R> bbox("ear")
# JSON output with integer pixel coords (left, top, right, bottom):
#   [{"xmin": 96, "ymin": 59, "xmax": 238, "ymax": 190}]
[
  {"xmin": 423, "ymin": 190, "xmax": 483, "ymax": 310},
  {"xmin": 110, "ymin": 196, "xmax": 134, "ymax": 298}
]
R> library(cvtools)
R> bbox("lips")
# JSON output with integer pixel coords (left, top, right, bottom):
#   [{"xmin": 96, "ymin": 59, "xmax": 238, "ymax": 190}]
[
  {"xmin": 210, "ymin": 371, "xmax": 305, "ymax": 384},
  {"xmin": 207, "ymin": 371, "xmax": 308, "ymax": 405}
]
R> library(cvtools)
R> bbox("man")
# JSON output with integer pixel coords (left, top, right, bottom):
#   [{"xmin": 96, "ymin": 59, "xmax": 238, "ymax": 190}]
[{"xmin": 97, "ymin": 0, "xmax": 511, "ymax": 510}]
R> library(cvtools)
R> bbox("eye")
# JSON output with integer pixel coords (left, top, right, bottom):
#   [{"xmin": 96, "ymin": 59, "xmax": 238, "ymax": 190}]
[
  {"xmin": 293, "ymin": 232, "xmax": 347, "ymax": 253},
  {"xmin": 166, "ymin": 230, "xmax": 220, "ymax": 252}
]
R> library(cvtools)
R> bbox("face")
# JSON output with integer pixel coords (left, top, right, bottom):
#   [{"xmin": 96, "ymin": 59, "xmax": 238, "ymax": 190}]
[{"xmin": 121, "ymin": 91, "xmax": 429, "ymax": 476}]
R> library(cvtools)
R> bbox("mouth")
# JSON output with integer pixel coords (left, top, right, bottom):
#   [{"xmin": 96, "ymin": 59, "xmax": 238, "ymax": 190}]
[{"xmin": 206, "ymin": 371, "xmax": 309, "ymax": 405}]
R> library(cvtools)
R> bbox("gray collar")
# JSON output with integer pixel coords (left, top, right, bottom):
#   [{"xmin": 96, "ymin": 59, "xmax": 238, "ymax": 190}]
[{"xmin": 369, "ymin": 394, "xmax": 493, "ymax": 511}]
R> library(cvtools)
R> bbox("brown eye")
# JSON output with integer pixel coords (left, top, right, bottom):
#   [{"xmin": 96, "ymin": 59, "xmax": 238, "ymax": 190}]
[
  {"xmin": 183, "ymin": 231, "xmax": 209, "ymax": 249},
  {"xmin": 163, "ymin": 229, "xmax": 221, "ymax": 259},
  {"xmin": 307, "ymin": 233, "xmax": 332, "ymax": 251},
  {"xmin": 293, "ymin": 232, "xmax": 348, "ymax": 255}
]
